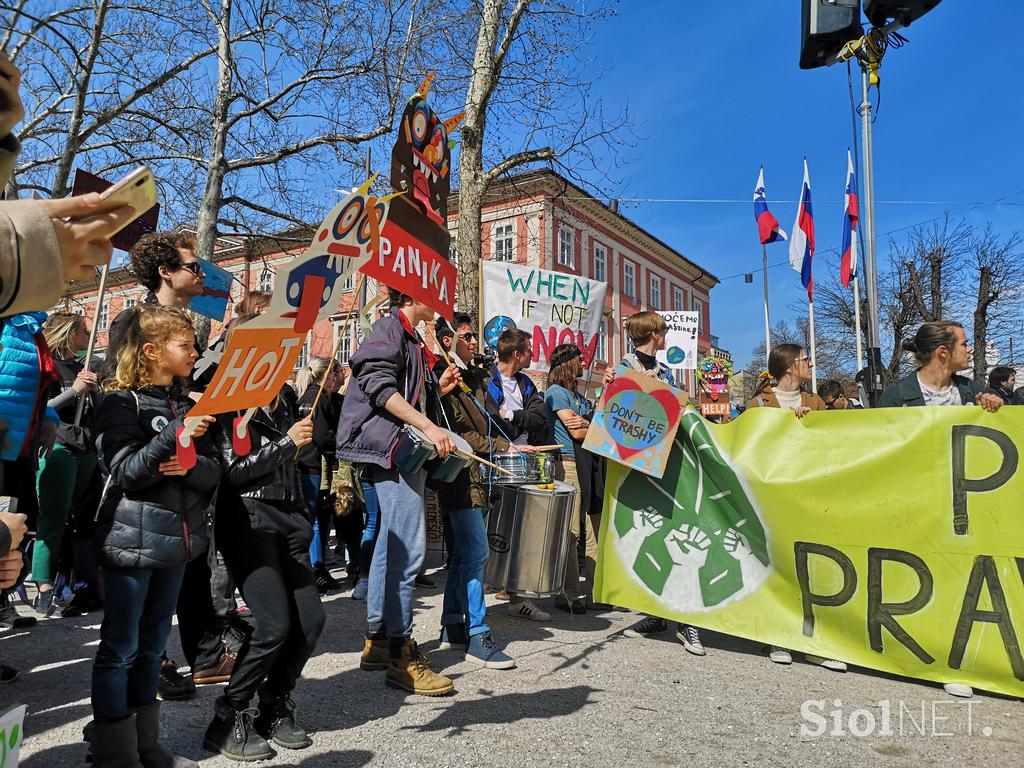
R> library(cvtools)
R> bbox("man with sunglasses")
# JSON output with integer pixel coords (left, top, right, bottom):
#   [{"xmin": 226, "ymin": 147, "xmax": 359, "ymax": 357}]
[{"xmin": 818, "ymin": 380, "xmax": 862, "ymax": 410}]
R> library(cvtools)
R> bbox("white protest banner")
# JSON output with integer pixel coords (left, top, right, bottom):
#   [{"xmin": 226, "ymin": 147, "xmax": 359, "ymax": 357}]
[
  {"xmin": 482, "ymin": 261, "xmax": 608, "ymax": 371},
  {"xmin": 656, "ymin": 311, "xmax": 700, "ymax": 370}
]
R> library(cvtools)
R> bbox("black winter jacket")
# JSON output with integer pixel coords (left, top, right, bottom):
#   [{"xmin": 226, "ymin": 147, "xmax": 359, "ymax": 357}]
[
  {"xmin": 484, "ymin": 364, "xmax": 549, "ymax": 445},
  {"xmin": 295, "ymin": 384, "xmax": 339, "ymax": 475},
  {"xmin": 216, "ymin": 401, "xmax": 312, "ymax": 546},
  {"xmin": 93, "ymin": 385, "xmax": 221, "ymax": 569}
]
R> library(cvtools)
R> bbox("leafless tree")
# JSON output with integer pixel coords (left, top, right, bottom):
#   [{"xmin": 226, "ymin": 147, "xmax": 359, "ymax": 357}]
[
  {"xmin": 965, "ymin": 225, "xmax": 1024, "ymax": 379},
  {"xmin": 427, "ymin": 0, "xmax": 628, "ymax": 313},
  {"xmin": 904, "ymin": 215, "xmax": 972, "ymax": 323}
]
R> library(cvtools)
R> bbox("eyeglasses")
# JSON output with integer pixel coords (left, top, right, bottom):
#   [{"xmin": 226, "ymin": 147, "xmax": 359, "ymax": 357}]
[
  {"xmin": 456, "ymin": 332, "xmax": 478, "ymax": 341},
  {"xmin": 177, "ymin": 262, "xmax": 204, "ymax": 276},
  {"xmin": 795, "ymin": 355, "xmax": 810, "ymax": 362},
  {"xmin": 824, "ymin": 395, "xmax": 844, "ymax": 407}
]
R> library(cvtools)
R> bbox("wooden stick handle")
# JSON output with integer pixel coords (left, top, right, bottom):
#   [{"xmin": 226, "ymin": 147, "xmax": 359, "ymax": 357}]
[{"xmin": 528, "ymin": 445, "xmax": 566, "ymax": 452}]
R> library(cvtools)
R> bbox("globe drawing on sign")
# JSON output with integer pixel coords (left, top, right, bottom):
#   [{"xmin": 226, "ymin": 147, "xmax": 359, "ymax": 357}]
[
  {"xmin": 483, "ymin": 315, "xmax": 517, "ymax": 350},
  {"xmin": 666, "ymin": 346, "xmax": 687, "ymax": 365},
  {"xmin": 611, "ymin": 411, "xmax": 771, "ymax": 611}
]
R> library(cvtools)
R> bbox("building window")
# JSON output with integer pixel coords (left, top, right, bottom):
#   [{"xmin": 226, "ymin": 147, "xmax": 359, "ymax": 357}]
[
  {"xmin": 650, "ymin": 276, "xmax": 661, "ymax": 310},
  {"xmin": 558, "ymin": 228, "xmax": 574, "ymax": 268},
  {"xmin": 493, "ymin": 223, "xmax": 515, "ymax": 262},
  {"xmin": 257, "ymin": 266, "xmax": 275, "ymax": 293},
  {"xmin": 295, "ymin": 333, "xmax": 310, "ymax": 370},
  {"xmin": 337, "ymin": 321, "xmax": 354, "ymax": 364},
  {"xmin": 342, "ymin": 274, "xmax": 354, "ymax": 291},
  {"xmin": 673, "ymin": 287, "xmax": 684, "ymax": 312},
  {"xmin": 124, "ymin": 297, "xmax": 137, "ymax": 311},
  {"xmin": 594, "ymin": 244, "xmax": 606, "ymax": 283},
  {"xmin": 596, "ymin": 319, "xmax": 608, "ymax": 362},
  {"xmin": 97, "ymin": 302, "xmax": 109, "ymax": 331},
  {"xmin": 449, "ymin": 243, "xmax": 459, "ymax": 268},
  {"xmin": 694, "ymin": 297, "xmax": 704, "ymax": 332},
  {"xmin": 623, "ymin": 261, "xmax": 635, "ymax": 298}
]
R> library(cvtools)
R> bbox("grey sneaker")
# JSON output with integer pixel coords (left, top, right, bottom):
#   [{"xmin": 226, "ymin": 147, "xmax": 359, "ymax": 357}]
[
  {"xmin": 676, "ymin": 624, "xmax": 706, "ymax": 656},
  {"xmin": 32, "ymin": 590, "xmax": 56, "ymax": 618},
  {"xmin": 352, "ymin": 579, "xmax": 368, "ymax": 601},
  {"xmin": 768, "ymin": 646, "xmax": 792, "ymax": 665},
  {"xmin": 465, "ymin": 633, "xmax": 515, "ymax": 669}
]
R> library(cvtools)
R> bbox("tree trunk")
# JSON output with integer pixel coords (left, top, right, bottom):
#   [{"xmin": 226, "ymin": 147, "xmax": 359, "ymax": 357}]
[
  {"xmin": 973, "ymin": 266, "xmax": 992, "ymax": 380},
  {"xmin": 196, "ymin": 0, "xmax": 233, "ymax": 262},
  {"xmin": 455, "ymin": 0, "xmax": 502, "ymax": 319},
  {"xmin": 928, "ymin": 248, "xmax": 943, "ymax": 320}
]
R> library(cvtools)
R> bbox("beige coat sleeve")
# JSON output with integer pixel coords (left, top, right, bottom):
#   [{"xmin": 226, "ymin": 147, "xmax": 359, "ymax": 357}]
[{"xmin": 0, "ymin": 198, "xmax": 63, "ymax": 316}]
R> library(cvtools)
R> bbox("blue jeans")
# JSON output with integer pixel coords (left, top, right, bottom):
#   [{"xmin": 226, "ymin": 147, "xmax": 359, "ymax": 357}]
[
  {"xmin": 300, "ymin": 473, "xmax": 329, "ymax": 568},
  {"xmin": 365, "ymin": 467, "xmax": 425, "ymax": 639},
  {"xmin": 358, "ymin": 481, "xmax": 380, "ymax": 579},
  {"xmin": 441, "ymin": 508, "xmax": 490, "ymax": 636},
  {"xmin": 91, "ymin": 565, "xmax": 185, "ymax": 722}
]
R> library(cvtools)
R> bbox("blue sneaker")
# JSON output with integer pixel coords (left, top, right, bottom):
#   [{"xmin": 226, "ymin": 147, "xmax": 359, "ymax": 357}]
[
  {"xmin": 465, "ymin": 633, "xmax": 515, "ymax": 669},
  {"xmin": 351, "ymin": 579, "xmax": 368, "ymax": 601},
  {"xmin": 438, "ymin": 624, "xmax": 468, "ymax": 650}
]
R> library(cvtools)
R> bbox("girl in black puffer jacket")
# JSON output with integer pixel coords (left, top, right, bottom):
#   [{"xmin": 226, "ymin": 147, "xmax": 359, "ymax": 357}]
[{"xmin": 88, "ymin": 305, "xmax": 221, "ymax": 768}]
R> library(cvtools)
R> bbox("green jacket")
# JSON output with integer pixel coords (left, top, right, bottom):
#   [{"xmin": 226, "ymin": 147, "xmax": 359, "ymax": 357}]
[{"xmin": 878, "ymin": 372, "xmax": 987, "ymax": 408}]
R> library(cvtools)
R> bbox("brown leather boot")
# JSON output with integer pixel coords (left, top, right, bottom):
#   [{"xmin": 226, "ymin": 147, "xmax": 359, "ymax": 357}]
[
  {"xmin": 360, "ymin": 636, "xmax": 389, "ymax": 671},
  {"xmin": 192, "ymin": 650, "xmax": 236, "ymax": 686},
  {"xmin": 384, "ymin": 639, "xmax": 454, "ymax": 696}
]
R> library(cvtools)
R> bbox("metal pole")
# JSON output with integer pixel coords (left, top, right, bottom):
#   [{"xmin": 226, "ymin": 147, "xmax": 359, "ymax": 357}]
[
  {"xmin": 852, "ymin": 274, "xmax": 865, "ymax": 372},
  {"xmin": 860, "ymin": 67, "xmax": 882, "ymax": 393},
  {"xmin": 808, "ymin": 298, "xmax": 817, "ymax": 394},
  {"xmin": 73, "ymin": 263, "xmax": 110, "ymax": 426},
  {"xmin": 762, "ymin": 244, "xmax": 771, "ymax": 367}
]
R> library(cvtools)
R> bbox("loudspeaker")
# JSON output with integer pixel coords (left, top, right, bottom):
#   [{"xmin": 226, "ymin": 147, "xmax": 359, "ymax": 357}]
[
  {"xmin": 800, "ymin": 0, "xmax": 864, "ymax": 70},
  {"xmin": 864, "ymin": 0, "xmax": 941, "ymax": 27}
]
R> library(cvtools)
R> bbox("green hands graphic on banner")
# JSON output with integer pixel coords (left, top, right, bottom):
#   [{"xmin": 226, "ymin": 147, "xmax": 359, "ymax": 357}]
[{"xmin": 613, "ymin": 411, "xmax": 770, "ymax": 608}]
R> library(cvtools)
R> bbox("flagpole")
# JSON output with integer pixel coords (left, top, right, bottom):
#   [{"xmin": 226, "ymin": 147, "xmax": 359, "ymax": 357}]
[
  {"xmin": 74, "ymin": 263, "xmax": 110, "ymax": 427},
  {"xmin": 852, "ymin": 274, "xmax": 864, "ymax": 372},
  {"xmin": 808, "ymin": 298, "xmax": 818, "ymax": 394},
  {"xmin": 762, "ymin": 244, "xmax": 771, "ymax": 367}
]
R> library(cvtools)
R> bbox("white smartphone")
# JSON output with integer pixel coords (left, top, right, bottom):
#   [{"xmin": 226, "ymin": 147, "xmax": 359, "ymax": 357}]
[{"xmin": 93, "ymin": 166, "xmax": 157, "ymax": 219}]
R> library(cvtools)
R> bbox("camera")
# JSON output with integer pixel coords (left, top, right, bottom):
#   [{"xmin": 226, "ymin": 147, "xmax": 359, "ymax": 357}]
[{"xmin": 473, "ymin": 353, "xmax": 496, "ymax": 369}]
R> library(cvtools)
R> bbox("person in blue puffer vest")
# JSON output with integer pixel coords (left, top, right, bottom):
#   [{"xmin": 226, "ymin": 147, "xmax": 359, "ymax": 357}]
[{"xmin": 0, "ymin": 311, "xmax": 60, "ymax": 529}]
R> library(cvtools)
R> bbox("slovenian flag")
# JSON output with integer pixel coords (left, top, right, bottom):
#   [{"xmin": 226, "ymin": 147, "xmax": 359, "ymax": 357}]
[
  {"xmin": 840, "ymin": 150, "xmax": 859, "ymax": 288},
  {"xmin": 789, "ymin": 159, "xmax": 815, "ymax": 300},
  {"xmin": 754, "ymin": 167, "xmax": 787, "ymax": 245}
]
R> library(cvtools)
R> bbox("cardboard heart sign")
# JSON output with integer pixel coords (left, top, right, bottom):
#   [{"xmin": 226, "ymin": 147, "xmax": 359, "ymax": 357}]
[
  {"xmin": 583, "ymin": 368, "xmax": 686, "ymax": 479},
  {"xmin": 602, "ymin": 376, "xmax": 683, "ymax": 462}
]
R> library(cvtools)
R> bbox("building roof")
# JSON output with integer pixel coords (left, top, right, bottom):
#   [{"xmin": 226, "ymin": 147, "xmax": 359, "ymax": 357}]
[{"xmin": 448, "ymin": 168, "xmax": 719, "ymax": 290}]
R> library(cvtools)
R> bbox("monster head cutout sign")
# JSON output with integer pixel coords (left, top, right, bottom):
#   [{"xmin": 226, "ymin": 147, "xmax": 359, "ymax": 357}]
[
  {"xmin": 359, "ymin": 72, "xmax": 461, "ymax": 319},
  {"xmin": 583, "ymin": 368, "xmax": 688, "ymax": 479},
  {"xmin": 696, "ymin": 354, "xmax": 733, "ymax": 418}
]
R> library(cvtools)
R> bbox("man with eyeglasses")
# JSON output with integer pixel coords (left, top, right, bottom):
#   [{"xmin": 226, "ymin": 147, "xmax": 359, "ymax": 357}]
[{"xmin": 818, "ymin": 380, "xmax": 862, "ymax": 410}]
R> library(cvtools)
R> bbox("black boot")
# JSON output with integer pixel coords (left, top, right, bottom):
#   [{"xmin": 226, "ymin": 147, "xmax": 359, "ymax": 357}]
[
  {"xmin": 254, "ymin": 692, "xmax": 312, "ymax": 750},
  {"xmin": 133, "ymin": 702, "xmax": 197, "ymax": 768},
  {"xmin": 202, "ymin": 697, "xmax": 276, "ymax": 762},
  {"xmin": 84, "ymin": 715, "xmax": 144, "ymax": 768}
]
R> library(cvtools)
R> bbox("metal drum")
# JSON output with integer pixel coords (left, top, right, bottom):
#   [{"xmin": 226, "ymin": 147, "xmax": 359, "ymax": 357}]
[
  {"xmin": 392, "ymin": 425, "xmax": 436, "ymax": 473},
  {"xmin": 480, "ymin": 450, "xmax": 556, "ymax": 485},
  {"xmin": 427, "ymin": 431, "xmax": 474, "ymax": 483},
  {"xmin": 484, "ymin": 480, "xmax": 576, "ymax": 597}
]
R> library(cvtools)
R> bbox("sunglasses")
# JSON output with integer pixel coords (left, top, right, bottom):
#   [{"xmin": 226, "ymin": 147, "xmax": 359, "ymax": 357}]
[
  {"xmin": 177, "ymin": 262, "xmax": 204, "ymax": 276},
  {"xmin": 456, "ymin": 332, "xmax": 478, "ymax": 341}
]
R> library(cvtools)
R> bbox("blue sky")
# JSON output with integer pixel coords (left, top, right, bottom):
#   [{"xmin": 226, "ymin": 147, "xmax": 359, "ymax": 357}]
[{"xmin": 580, "ymin": 1, "xmax": 1024, "ymax": 365}]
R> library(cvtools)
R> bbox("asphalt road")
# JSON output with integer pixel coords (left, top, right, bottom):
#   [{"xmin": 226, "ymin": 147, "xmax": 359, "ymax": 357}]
[{"xmin": 6, "ymin": 565, "xmax": 1023, "ymax": 768}]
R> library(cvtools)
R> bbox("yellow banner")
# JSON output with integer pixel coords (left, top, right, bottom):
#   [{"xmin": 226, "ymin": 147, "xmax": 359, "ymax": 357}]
[{"xmin": 595, "ymin": 406, "xmax": 1024, "ymax": 698}]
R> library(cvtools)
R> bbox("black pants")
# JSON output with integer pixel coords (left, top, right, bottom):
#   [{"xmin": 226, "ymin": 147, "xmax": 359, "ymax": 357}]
[
  {"xmin": 221, "ymin": 526, "xmax": 325, "ymax": 708},
  {"xmin": 333, "ymin": 502, "xmax": 364, "ymax": 578},
  {"xmin": 176, "ymin": 546, "xmax": 225, "ymax": 671}
]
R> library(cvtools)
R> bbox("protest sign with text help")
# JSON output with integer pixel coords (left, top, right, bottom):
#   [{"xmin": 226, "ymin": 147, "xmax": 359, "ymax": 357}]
[
  {"xmin": 583, "ymin": 368, "xmax": 687, "ymax": 479},
  {"xmin": 656, "ymin": 311, "xmax": 700, "ymax": 370},
  {"xmin": 482, "ymin": 261, "xmax": 608, "ymax": 371}
]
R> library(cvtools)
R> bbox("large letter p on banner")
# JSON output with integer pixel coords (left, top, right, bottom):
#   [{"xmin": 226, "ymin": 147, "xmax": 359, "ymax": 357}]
[{"xmin": 951, "ymin": 426, "xmax": 1019, "ymax": 536}]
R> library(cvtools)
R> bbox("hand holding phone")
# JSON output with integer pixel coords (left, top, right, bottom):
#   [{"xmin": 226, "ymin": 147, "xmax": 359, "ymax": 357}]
[{"xmin": 38, "ymin": 193, "xmax": 138, "ymax": 282}]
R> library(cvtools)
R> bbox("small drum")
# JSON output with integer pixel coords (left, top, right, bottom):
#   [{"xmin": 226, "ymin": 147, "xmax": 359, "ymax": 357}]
[
  {"xmin": 484, "ymin": 480, "xmax": 576, "ymax": 597},
  {"xmin": 480, "ymin": 450, "xmax": 556, "ymax": 485},
  {"xmin": 427, "ymin": 431, "xmax": 474, "ymax": 483},
  {"xmin": 392, "ymin": 425, "xmax": 436, "ymax": 473}
]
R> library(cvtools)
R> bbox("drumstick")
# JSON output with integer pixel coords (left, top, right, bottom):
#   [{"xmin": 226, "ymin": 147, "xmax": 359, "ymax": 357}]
[
  {"xmin": 455, "ymin": 448, "xmax": 513, "ymax": 476},
  {"xmin": 529, "ymin": 445, "xmax": 565, "ymax": 452}
]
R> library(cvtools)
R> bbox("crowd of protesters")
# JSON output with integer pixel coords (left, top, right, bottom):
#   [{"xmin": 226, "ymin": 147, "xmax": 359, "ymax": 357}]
[{"xmin": 0, "ymin": 50, "xmax": 1021, "ymax": 767}]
